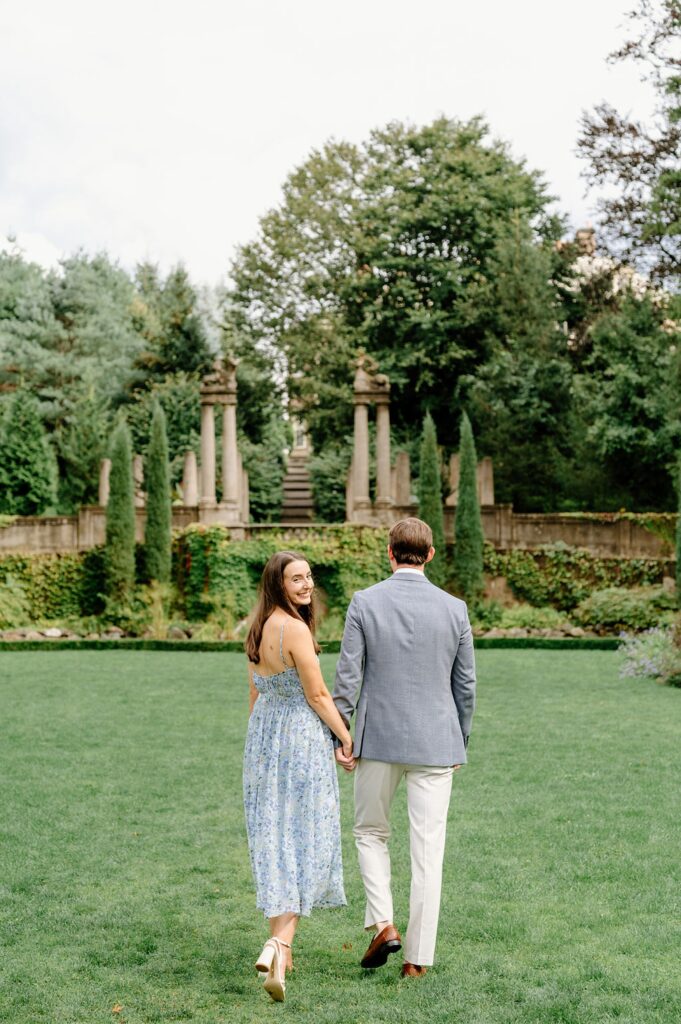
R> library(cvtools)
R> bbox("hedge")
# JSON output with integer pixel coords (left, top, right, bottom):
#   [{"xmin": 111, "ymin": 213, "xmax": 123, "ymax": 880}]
[{"xmin": 0, "ymin": 637, "xmax": 619, "ymax": 652}]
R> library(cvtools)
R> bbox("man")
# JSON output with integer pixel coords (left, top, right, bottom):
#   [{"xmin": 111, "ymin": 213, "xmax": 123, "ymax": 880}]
[{"xmin": 333, "ymin": 516, "xmax": 476, "ymax": 978}]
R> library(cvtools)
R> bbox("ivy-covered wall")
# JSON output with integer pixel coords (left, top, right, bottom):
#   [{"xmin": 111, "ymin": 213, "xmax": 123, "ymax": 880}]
[{"xmin": 0, "ymin": 526, "xmax": 671, "ymax": 625}]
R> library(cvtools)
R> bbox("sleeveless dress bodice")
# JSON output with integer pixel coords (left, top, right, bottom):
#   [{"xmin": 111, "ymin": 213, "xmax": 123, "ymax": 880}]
[{"xmin": 242, "ymin": 625, "xmax": 346, "ymax": 918}]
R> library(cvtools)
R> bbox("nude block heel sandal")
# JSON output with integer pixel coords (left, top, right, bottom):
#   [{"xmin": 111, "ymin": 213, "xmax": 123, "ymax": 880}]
[{"xmin": 255, "ymin": 937, "xmax": 291, "ymax": 1002}]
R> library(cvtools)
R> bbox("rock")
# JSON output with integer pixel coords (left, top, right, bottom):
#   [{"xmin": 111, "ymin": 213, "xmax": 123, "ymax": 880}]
[
  {"xmin": 1, "ymin": 630, "xmax": 26, "ymax": 640},
  {"xmin": 25, "ymin": 630, "xmax": 42, "ymax": 640},
  {"xmin": 662, "ymin": 575, "xmax": 676, "ymax": 594},
  {"xmin": 567, "ymin": 626, "xmax": 585, "ymax": 638},
  {"xmin": 167, "ymin": 626, "xmax": 188, "ymax": 640},
  {"xmin": 506, "ymin": 627, "xmax": 529, "ymax": 638},
  {"xmin": 41, "ymin": 627, "xmax": 63, "ymax": 638},
  {"xmin": 85, "ymin": 633, "xmax": 100, "ymax": 640},
  {"xmin": 482, "ymin": 628, "xmax": 506, "ymax": 638},
  {"xmin": 102, "ymin": 628, "xmax": 125, "ymax": 639}
]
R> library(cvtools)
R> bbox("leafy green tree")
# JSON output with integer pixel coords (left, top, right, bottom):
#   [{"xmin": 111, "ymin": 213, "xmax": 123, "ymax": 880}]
[
  {"xmin": 229, "ymin": 117, "xmax": 559, "ymax": 449},
  {"xmin": 0, "ymin": 391, "xmax": 57, "ymax": 515},
  {"xmin": 54, "ymin": 382, "xmax": 111, "ymax": 511},
  {"xmin": 144, "ymin": 402, "xmax": 171, "ymax": 583},
  {"xmin": 105, "ymin": 420, "xmax": 136, "ymax": 602},
  {"xmin": 578, "ymin": 0, "xmax": 681, "ymax": 283},
  {"xmin": 127, "ymin": 372, "xmax": 200, "ymax": 488},
  {"xmin": 461, "ymin": 218, "xmax": 575, "ymax": 510},
  {"xmin": 418, "ymin": 413, "xmax": 446, "ymax": 588},
  {"xmin": 452, "ymin": 413, "xmax": 484, "ymax": 602},
  {"xmin": 570, "ymin": 292, "xmax": 681, "ymax": 510}
]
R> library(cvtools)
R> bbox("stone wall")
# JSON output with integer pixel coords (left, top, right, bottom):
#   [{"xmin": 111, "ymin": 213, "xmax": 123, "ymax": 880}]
[{"xmin": 1, "ymin": 505, "xmax": 673, "ymax": 560}]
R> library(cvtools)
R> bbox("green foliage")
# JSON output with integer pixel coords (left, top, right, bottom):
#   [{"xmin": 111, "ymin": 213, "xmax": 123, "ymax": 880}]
[
  {"xmin": 578, "ymin": 0, "xmax": 681, "ymax": 282},
  {"xmin": 105, "ymin": 421, "xmax": 135, "ymax": 602},
  {"xmin": 452, "ymin": 413, "xmax": 484, "ymax": 601},
  {"xmin": 132, "ymin": 262, "xmax": 213, "ymax": 381},
  {"xmin": 0, "ymin": 554, "xmax": 92, "ymax": 620},
  {"xmin": 575, "ymin": 586, "xmax": 676, "ymax": 632},
  {"xmin": 0, "ymin": 574, "xmax": 31, "ymax": 628},
  {"xmin": 126, "ymin": 372, "xmax": 200, "ymax": 489},
  {"xmin": 174, "ymin": 525, "xmax": 391, "ymax": 623},
  {"xmin": 229, "ymin": 116, "xmax": 558, "ymax": 451},
  {"xmin": 0, "ymin": 390, "xmax": 57, "ymax": 515},
  {"xmin": 144, "ymin": 403, "xmax": 171, "ymax": 583},
  {"xmin": 54, "ymin": 382, "xmax": 111, "ymax": 511},
  {"xmin": 238, "ymin": 416, "xmax": 287, "ymax": 523},
  {"xmin": 309, "ymin": 443, "xmax": 352, "ymax": 523},
  {"xmin": 485, "ymin": 542, "xmax": 666, "ymax": 611},
  {"xmin": 418, "ymin": 413, "xmax": 446, "ymax": 587}
]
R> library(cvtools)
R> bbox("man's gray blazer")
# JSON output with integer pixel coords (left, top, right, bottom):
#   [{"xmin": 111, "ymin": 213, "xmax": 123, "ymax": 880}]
[{"xmin": 333, "ymin": 572, "xmax": 476, "ymax": 766}]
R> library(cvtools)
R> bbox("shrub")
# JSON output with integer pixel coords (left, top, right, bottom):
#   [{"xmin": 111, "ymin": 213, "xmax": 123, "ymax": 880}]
[
  {"xmin": 418, "ymin": 413, "xmax": 446, "ymax": 587},
  {"xmin": 452, "ymin": 412, "xmax": 484, "ymax": 601},
  {"xmin": 575, "ymin": 586, "xmax": 676, "ymax": 632},
  {"xmin": 498, "ymin": 604, "xmax": 567, "ymax": 630},
  {"xmin": 619, "ymin": 627, "xmax": 681, "ymax": 686},
  {"xmin": 0, "ymin": 574, "xmax": 31, "ymax": 628}
]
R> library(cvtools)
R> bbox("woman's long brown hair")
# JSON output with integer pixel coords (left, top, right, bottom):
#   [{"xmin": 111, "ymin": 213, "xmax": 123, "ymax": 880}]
[{"xmin": 245, "ymin": 551, "xmax": 320, "ymax": 663}]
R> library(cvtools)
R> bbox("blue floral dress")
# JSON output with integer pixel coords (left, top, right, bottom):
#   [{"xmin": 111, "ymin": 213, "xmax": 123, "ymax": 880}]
[{"xmin": 243, "ymin": 624, "xmax": 346, "ymax": 918}]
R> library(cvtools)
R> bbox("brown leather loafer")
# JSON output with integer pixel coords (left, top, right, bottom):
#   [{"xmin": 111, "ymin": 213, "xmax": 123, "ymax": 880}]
[
  {"xmin": 401, "ymin": 962, "xmax": 428, "ymax": 978},
  {"xmin": 360, "ymin": 924, "xmax": 402, "ymax": 969}
]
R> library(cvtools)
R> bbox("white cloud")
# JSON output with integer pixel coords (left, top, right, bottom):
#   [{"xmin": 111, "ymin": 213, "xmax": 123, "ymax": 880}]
[{"xmin": 0, "ymin": 0, "xmax": 654, "ymax": 284}]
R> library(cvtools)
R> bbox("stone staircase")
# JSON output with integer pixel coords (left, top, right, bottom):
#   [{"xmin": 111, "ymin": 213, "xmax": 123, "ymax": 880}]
[{"xmin": 280, "ymin": 451, "xmax": 315, "ymax": 523}]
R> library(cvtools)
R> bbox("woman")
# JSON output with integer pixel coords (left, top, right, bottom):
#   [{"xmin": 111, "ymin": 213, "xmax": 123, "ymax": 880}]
[{"xmin": 243, "ymin": 551, "xmax": 354, "ymax": 1002}]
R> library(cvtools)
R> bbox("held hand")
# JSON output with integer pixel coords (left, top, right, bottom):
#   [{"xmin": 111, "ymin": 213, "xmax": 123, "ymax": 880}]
[{"xmin": 335, "ymin": 744, "xmax": 356, "ymax": 773}]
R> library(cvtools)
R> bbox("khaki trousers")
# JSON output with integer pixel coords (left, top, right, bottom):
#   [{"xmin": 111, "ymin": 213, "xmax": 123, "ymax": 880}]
[{"xmin": 353, "ymin": 758, "xmax": 454, "ymax": 967}]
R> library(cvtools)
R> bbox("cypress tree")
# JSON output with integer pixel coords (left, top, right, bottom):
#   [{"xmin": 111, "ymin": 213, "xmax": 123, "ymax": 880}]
[
  {"xmin": 105, "ymin": 420, "xmax": 136, "ymax": 602},
  {"xmin": 453, "ymin": 412, "xmax": 484, "ymax": 602},
  {"xmin": 676, "ymin": 458, "xmax": 681, "ymax": 605},
  {"xmin": 144, "ymin": 401, "xmax": 171, "ymax": 583},
  {"xmin": 0, "ymin": 391, "xmax": 57, "ymax": 515},
  {"xmin": 418, "ymin": 412, "xmax": 446, "ymax": 588}
]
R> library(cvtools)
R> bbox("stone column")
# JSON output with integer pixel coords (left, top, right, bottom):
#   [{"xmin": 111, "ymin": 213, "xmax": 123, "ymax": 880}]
[
  {"xmin": 98, "ymin": 459, "xmax": 111, "ymax": 506},
  {"xmin": 199, "ymin": 402, "xmax": 216, "ymax": 506},
  {"xmin": 478, "ymin": 456, "xmax": 495, "ymax": 505},
  {"xmin": 221, "ymin": 401, "xmax": 239, "ymax": 510},
  {"xmin": 374, "ymin": 399, "xmax": 392, "ymax": 512},
  {"xmin": 353, "ymin": 400, "xmax": 371, "ymax": 513},
  {"xmin": 241, "ymin": 468, "xmax": 250, "ymax": 523},
  {"xmin": 346, "ymin": 455, "xmax": 355, "ymax": 523},
  {"xmin": 182, "ymin": 451, "xmax": 198, "ymax": 506}
]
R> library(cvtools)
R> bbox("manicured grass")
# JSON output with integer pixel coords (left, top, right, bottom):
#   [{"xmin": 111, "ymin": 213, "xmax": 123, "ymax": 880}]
[{"xmin": 1, "ymin": 650, "xmax": 679, "ymax": 1023}]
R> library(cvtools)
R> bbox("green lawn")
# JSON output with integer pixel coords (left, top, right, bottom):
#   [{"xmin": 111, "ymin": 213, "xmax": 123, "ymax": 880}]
[{"xmin": 1, "ymin": 650, "xmax": 680, "ymax": 1024}]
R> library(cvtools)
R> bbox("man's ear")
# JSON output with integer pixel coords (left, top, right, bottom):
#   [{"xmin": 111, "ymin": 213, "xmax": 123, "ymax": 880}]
[{"xmin": 425, "ymin": 546, "xmax": 435, "ymax": 564}]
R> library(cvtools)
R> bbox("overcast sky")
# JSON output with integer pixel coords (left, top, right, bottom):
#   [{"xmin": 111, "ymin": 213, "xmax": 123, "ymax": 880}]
[{"xmin": 0, "ymin": 0, "xmax": 653, "ymax": 286}]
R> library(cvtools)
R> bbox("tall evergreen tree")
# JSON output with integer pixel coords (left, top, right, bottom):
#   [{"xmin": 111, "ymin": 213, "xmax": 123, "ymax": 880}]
[
  {"xmin": 105, "ymin": 420, "xmax": 136, "ymax": 602},
  {"xmin": 0, "ymin": 391, "xmax": 57, "ymax": 515},
  {"xmin": 144, "ymin": 402, "xmax": 171, "ymax": 583},
  {"xmin": 418, "ymin": 412, "xmax": 446, "ymax": 588},
  {"xmin": 676, "ymin": 458, "xmax": 681, "ymax": 605},
  {"xmin": 453, "ymin": 413, "xmax": 484, "ymax": 603}
]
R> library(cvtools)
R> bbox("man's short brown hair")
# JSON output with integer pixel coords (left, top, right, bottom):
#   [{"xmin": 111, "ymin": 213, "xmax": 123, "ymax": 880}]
[{"xmin": 389, "ymin": 517, "xmax": 433, "ymax": 565}]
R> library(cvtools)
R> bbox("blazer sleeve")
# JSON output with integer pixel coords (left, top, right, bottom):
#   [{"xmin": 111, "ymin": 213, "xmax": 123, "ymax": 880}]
[
  {"xmin": 333, "ymin": 593, "xmax": 366, "ymax": 728},
  {"xmin": 451, "ymin": 607, "xmax": 476, "ymax": 748}
]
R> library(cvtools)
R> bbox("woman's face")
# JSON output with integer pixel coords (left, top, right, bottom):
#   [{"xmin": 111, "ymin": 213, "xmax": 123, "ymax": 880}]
[{"xmin": 283, "ymin": 559, "xmax": 314, "ymax": 607}]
